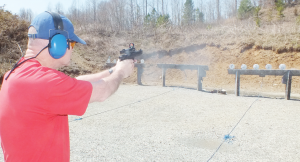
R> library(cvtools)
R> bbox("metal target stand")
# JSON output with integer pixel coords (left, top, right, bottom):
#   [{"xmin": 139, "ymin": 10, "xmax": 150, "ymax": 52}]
[
  {"xmin": 228, "ymin": 69, "xmax": 300, "ymax": 100},
  {"xmin": 157, "ymin": 64, "xmax": 209, "ymax": 91}
]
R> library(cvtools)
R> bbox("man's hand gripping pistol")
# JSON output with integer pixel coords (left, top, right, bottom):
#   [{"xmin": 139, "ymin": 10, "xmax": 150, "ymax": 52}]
[{"xmin": 119, "ymin": 43, "xmax": 143, "ymax": 61}]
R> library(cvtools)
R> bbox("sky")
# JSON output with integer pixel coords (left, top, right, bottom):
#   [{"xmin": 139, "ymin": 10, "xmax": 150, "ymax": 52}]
[
  {"xmin": 1, "ymin": 0, "xmax": 75, "ymax": 15},
  {"xmin": 2, "ymin": 0, "xmax": 235, "ymax": 21},
  {"xmin": 2, "ymin": 0, "xmax": 216, "ymax": 16}
]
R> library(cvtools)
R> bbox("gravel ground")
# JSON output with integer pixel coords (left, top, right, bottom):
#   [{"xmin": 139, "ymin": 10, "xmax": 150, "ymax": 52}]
[
  {"xmin": 68, "ymin": 85, "xmax": 300, "ymax": 162},
  {"xmin": 1, "ymin": 85, "xmax": 299, "ymax": 162}
]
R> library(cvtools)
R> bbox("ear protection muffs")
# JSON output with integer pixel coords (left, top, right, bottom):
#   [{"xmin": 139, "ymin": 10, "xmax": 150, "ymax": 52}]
[
  {"xmin": 46, "ymin": 11, "xmax": 70, "ymax": 59},
  {"xmin": 49, "ymin": 34, "xmax": 68, "ymax": 59}
]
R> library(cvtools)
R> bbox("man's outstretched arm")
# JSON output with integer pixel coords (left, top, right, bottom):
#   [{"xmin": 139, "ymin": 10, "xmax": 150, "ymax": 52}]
[
  {"xmin": 76, "ymin": 59, "xmax": 134, "ymax": 103},
  {"xmin": 76, "ymin": 67, "xmax": 116, "ymax": 82}
]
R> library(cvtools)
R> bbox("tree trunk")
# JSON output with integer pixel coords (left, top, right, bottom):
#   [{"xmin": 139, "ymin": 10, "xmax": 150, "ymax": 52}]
[
  {"xmin": 130, "ymin": 0, "xmax": 134, "ymax": 27},
  {"xmin": 157, "ymin": 0, "xmax": 159, "ymax": 14},
  {"xmin": 235, "ymin": 0, "xmax": 237, "ymax": 15},
  {"xmin": 200, "ymin": 0, "xmax": 203, "ymax": 12},
  {"xmin": 162, "ymin": 0, "xmax": 164, "ymax": 15},
  {"xmin": 92, "ymin": 0, "xmax": 97, "ymax": 22},
  {"xmin": 259, "ymin": 0, "xmax": 263, "ymax": 6},
  {"xmin": 217, "ymin": 0, "xmax": 220, "ymax": 20}
]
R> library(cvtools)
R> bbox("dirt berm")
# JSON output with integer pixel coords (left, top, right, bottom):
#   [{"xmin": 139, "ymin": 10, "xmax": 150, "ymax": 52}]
[{"xmin": 1, "ymin": 8, "xmax": 300, "ymax": 98}]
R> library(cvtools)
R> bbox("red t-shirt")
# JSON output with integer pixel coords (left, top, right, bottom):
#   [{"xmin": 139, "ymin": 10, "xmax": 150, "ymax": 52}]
[{"xmin": 0, "ymin": 58, "xmax": 93, "ymax": 162}]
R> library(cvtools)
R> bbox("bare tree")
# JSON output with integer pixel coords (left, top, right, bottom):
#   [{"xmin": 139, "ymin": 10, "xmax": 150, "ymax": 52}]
[
  {"xmin": 207, "ymin": 1, "xmax": 215, "ymax": 22},
  {"xmin": 19, "ymin": 8, "xmax": 27, "ymax": 20},
  {"xmin": 136, "ymin": 0, "xmax": 144, "ymax": 27},
  {"xmin": 55, "ymin": 2, "xmax": 64, "ymax": 15},
  {"xmin": 225, "ymin": 0, "xmax": 236, "ymax": 18},
  {"xmin": 97, "ymin": 1, "xmax": 113, "ymax": 30},
  {"xmin": 235, "ymin": 0, "xmax": 237, "ymax": 15},
  {"xmin": 172, "ymin": 0, "xmax": 181, "ymax": 25},
  {"xmin": 217, "ymin": 0, "xmax": 220, "ymax": 20},
  {"xmin": 47, "ymin": 2, "xmax": 52, "ymax": 12},
  {"xmin": 264, "ymin": 0, "xmax": 275, "ymax": 7},
  {"xmin": 27, "ymin": 9, "xmax": 33, "ymax": 22},
  {"xmin": 162, "ymin": 0, "xmax": 164, "ymax": 15},
  {"xmin": 199, "ymin": 0, "xmax": 203, "ymax": 12},
  {"xmin": 108, "ymin": 0, "xmax": 127, "ymax": 31},
  {"xmin": 67, "ymin": 0, "xmax": 80, "ymax": 23},
  {"xmin": 19, "ymin": 8, "xmax": 33, "ymax": 22},
  {"xmin": 90, "ymin": 0, "xmax": 98, "ymax": 22},
  {"xmin": 130, "ymin": 0, "xmax": 134, "ymax": 27},
  {"xmin": 0, "ymin": 4, "xmax": 6, "ymax": 10}
]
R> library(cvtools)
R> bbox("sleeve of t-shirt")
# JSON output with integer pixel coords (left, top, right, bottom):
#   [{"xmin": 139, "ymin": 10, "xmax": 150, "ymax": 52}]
[{"xmin": 45, "ymin": 70, "xmax": 93, "ymax": 116}]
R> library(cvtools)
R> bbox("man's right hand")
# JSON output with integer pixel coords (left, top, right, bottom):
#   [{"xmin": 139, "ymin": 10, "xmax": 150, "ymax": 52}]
[
  {"xmin": 79, "ymin": 59, "xmax": 135, "ymax": 103},
  {"xmin": 114, "ymin": 59, "xmax": 134, "ymax": 79}
]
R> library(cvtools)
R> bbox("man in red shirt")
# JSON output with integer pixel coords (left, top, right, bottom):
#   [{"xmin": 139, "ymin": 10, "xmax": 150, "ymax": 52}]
[{"xmin": 0, "ymin": 11, "xmax": 134, "ymax": 162}]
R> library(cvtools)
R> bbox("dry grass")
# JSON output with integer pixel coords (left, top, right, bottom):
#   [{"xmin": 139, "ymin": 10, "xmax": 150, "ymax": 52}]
[
  {"xmin": 115, "ymin": 4, "xmax": 300, "ymax": 55},
  {"xmin": 0, "ymin": 10, "xmax": 29, "ymax": 79}
]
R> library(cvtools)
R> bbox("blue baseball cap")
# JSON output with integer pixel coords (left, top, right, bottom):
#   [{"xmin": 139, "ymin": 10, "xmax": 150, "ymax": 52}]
[{"xmin": 29, "ymin": 11, "xmax": 86, "ymax": 45}]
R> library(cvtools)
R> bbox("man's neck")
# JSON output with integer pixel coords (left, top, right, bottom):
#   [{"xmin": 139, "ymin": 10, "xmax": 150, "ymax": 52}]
[{"xmin": 24, "ymin": 50, "xmax": 59, "ymax": 69}]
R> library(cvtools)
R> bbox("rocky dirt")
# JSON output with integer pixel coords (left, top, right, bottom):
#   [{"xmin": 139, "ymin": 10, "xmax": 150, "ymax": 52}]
[{"xmin": 107, "ymin": 43, "xmax": 300, "ymax": 100}]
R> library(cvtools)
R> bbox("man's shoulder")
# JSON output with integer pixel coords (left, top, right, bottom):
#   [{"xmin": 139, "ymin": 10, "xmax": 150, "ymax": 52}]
[
  {"xmin": 15, "ymin": 63, "xmax": 72, "ymax": 86},
  {"xmin": 40, "ymin": 67, "xmax": 69, "ymax": 79},
  {"xmin": 37, "ymin": 67, "xmax": 74, "ymax": 85}
]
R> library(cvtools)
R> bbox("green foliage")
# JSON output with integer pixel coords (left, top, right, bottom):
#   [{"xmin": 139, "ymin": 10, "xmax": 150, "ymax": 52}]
[
  {"xmin": 195, "ymin": 8, "xmax": 204, "ymax": 23},
  {"xmin": 297, "ymin": 15, "xmax": 300, "ymax": 25},
  {"xmin": 253, "ymin": 6, "xmax": 261, "ymax": 27},
  {"xmin": 144, "ymin": 9, "xmax": 169, "ymax": 28},
  {"xmin": 275, "ymin": 0, "xmax": 285, "ymax": 19},
  {"xmin": 238, "ymin": 0, "xmax": 253, "ymax": 19},
  {"xmin": 206, "ymin": 24, "xmax": 212, "ymax": 30},
  {"xmin": 156, "ymin": 14, "xmax": 170, "ymax": 27},
  {"xmin": 144, "ymin": 8, "xmax": 158, "ymax": 27},
  {"xmin": 182, "ymin": 0, "xmax": 194, "ymax": 25}
]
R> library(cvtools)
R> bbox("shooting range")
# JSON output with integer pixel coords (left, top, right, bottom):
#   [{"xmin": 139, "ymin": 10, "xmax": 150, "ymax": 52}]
[{"xmin": 1, "ymin": 0, "xmax": 300, "ymax": 161}]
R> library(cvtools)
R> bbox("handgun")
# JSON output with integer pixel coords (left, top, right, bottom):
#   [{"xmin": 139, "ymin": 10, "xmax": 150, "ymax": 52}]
[{"xmin": 119, "ymin": 43, "xmax": 143, "ymax": 61}]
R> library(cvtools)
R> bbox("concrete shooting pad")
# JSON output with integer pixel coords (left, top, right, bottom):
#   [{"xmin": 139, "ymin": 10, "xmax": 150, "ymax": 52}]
[{"xmin": 1, "ymin": 85, "xmax": 299, "ymax": 161}]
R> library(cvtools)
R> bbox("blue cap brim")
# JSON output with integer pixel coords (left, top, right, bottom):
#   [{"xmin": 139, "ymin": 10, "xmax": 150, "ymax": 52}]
[{"xmin": 70, "ymin": 34, "xmax": 86, "ymax": 45}]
